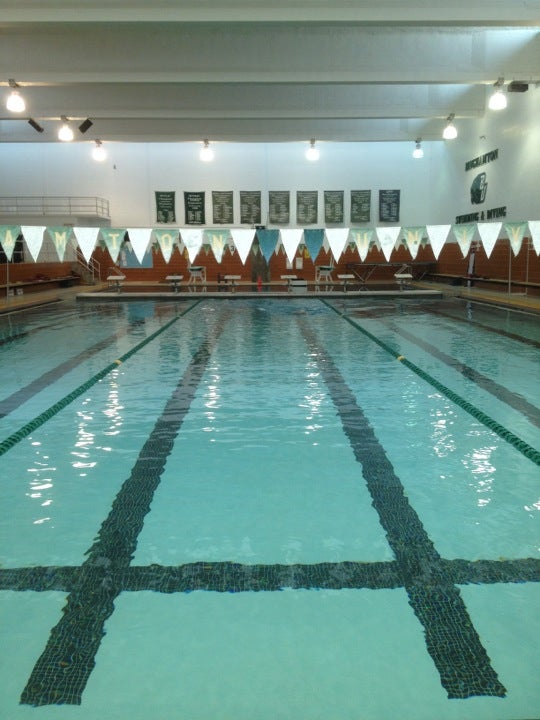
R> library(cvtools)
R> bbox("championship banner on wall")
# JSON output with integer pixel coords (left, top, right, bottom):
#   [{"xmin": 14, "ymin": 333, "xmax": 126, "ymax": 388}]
[
  {"xmin": 184, "ymin": 192, "xmax": 205, "ymax": 225},
  {"xmin": 351, "ymin": 190, "xmax": 371, "ymax": 223},
  {"xmin": 240, "ymin": 191, "xmax": 261, "ymax": 225},
  {"xmin": 212, "ymin": 191, "xmax": 234, "ymax": 224},
  {"xmin": 268, "ymin": 191, "xmax": 290, "ymax": 225},
  {"xmin": 324, "ymin": 191, "xmax": 344, "ymax": 224},
  {"xmin": 296, "ymin": 191, "xmax": 318, "ymax": 225},
  {"xmin": 155, "ymin": 191, "xmax": 176, "ymax": 223},
  {"xmin": 379, "ymin": 189, "xmax": 400, "ymax": 222}
]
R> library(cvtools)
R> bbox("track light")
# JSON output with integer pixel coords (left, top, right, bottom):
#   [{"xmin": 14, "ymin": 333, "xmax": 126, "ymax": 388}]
[
  {"xmin": 6, "ymin": 79, "xmax": 26, "ymax": 113},
  {"xmin": 92, "ymin": 139, "xmax": 107, "ymax": 162},
  {"xmin": 306, "ymin": 138, "xmax": 320, "ymax": 161},
  {"xmin": 28, "ymin": 118, "xmax": 44, "ymax": 133},
  {"xmin": 412, "ymin": 138, "xmax": 424, "ymax": 159},
  {"xmin": 488, "ymin": 78, "xmax": 507, "ymax": 111},
  {"xmin": 442, "ymin": 114, "xmax": 458, "ymax": 140},
  {"xmin": 79, "ymin": 118, "xmax": 93, "ymax": 134},
  {"xmin": 200, "ymin": 139, "xmax": 214, "ymax": 162},
  {"xmin": 58, "ymin": 116, "xmax": 74, "ymax": 142}
]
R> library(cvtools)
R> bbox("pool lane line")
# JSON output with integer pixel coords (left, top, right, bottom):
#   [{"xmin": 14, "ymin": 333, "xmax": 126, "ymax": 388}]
[
  {"xmin": 0, "ymin": 301, "xmax": 201, "ymax": 458},
  {"xmin": 298, "ymin": 318, "xmax": 506, "ymax": 700},
  {"xmin": 381, "ymin": 320, "xmax": 540, "ymax": 429},
  {"xmin": 322, "ymin": 300, "xmax": 540, "ymax": 467},
  {"xmin": 3, "ymin": 556, "xmax": 539, "ymax": 594},
  {"xmin": 20, "ymin": 315, "xmax": 220, "ymax": 707}
]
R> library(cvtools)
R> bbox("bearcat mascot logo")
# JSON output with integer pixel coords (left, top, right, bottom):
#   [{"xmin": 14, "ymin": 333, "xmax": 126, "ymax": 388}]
[{"xmin": 470, "ymin": 172, "xmax": 488, "ymax": 204}]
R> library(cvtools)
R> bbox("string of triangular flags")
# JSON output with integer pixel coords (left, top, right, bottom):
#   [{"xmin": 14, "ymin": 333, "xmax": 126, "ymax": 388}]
[{"xmin": 0, "ymin": 222, "xmax": 538, "ymax": 265}]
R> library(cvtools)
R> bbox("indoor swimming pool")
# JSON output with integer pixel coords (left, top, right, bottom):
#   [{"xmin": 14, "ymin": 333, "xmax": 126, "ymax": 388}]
[{"xmin": 0, "ymin": 296, "xmax": 538, "ymax": 720}]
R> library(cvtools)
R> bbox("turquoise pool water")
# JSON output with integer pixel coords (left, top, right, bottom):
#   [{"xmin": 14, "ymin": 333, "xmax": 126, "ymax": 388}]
[{"xmin": 0, "ymin": 297, "xmax": 538, "ymax": 720}]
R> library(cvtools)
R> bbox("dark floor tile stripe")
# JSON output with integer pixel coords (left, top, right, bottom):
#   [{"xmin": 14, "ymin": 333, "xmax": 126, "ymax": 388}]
[
  {"xmin": 2, "ymin": 557, "xmax": 539, "ymax": 594},
  {"xmin": 298, "ymin": 318, "xmax": 506, "ymax": 699},
  {"xmin": 20, "ymin": 326, "xmax": 219, "ymax": 707}
]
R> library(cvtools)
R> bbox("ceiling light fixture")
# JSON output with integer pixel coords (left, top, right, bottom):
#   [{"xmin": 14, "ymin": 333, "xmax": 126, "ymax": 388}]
[
  {"xmin": 412, "ymin": 138, "xmax": 424, "ymax": 159},
  {"xmin": 200, "ymin": 139, "xmax": 214, "ymax": 162},
  {"xmin": 58, "ymin": 116, "xmax": 74, "ymax": 142},
  {"xmin": 306, "ymin": 138, "xmax": 320, "ymax": 161},
  {"xmin": 488, "ymin": 78, "xmax": 507, "ymax": 110},
  {"xmin": 442, "ymin": 114, "xmax": 458, "ymax": 140},
  {"xmin": 6, "ymin": 79, "xmax": 26, "ymax": 113},
  {"xmin": 92, "ymin": 139, "xmax": 107, "ymax": 162}
]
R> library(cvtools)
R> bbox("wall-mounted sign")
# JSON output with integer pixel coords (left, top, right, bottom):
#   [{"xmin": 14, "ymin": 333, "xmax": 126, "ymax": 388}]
[
  {"xmin": 350, "ymin": 190, "xmax": 371, "ymax": 223},
  {"xmin": 155, "ymin": 191, "xmax": 176, "ymax": 223},
  {"xmin": 212, "ymin": 191, "xmax": 234, "ymax": 224},
  {"xmin": 324, "ymin": 190, "xmax": 344, "ymax": 224},
  {"xmin": 184, "ymin": 192, "xmax": 205, "ymax": 225},
  {"xmin": 470, "ymin": 173, "xmax": 488, "ymax": 204},
  {"xmin": 240, "ymin": 191, "xmax": 261, "ymax": 225},
  {"xmin": 268, "ymin": 191, "xmax": 290, "ymax": 225},
  {"xmin": 297, "ymin": 190, "xmax": 318, "ymax": 224},
  {"xmin": 379, "ymin": 189, "xmax": 400, "ymax": 222}
]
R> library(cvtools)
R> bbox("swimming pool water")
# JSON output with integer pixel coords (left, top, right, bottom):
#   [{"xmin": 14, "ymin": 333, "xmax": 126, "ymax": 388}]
[{"xmin": 0, "ymin": 297, "xmax": 538, "ymax": 720}]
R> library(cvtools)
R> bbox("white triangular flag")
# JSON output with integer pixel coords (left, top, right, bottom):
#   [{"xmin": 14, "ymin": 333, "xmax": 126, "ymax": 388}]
[
  {"xmin": 126, "ymin": 228, "xmax": 153, "ymax": 265},
  {"xmin": 153, "ymin": 229, "xmax": 179, "ymax": 264},
  {"xmin": 229, "ymin": 229, "xmax": 255, "ymax": 265},
  {"xmin": 402, "ymin": 226, "xmax": 425, "ymax": 260},
  {"xmin": 349, "ymin": 229, "xmax": 373, "ymax": 262},
  {"xmin": 426, "ymin": 225, "xmax": 450, "ymax": 260},
  {"xmin": 503, "ymin": 222, "xmax": 527, "ymax": 257},
  {"xmin": 527, "ymin": 221, "xmax": 540, "ymax": 255},
  {"xmin": 179, "ymin": 228, "xmax": 204, "ymax": 264},
  {"xmin": 21, "ymin": 226, "xmax": 46, "ymax": 262},
  {"xmin": 280, "ymin": 229, "xmax": 303, "ymax": 266},
  {"xmin": 325, "ymin": 228, "xmax": 350, "ymax": 263},
  {"xmin": 375, "ymin": 226, "xmax": 401, "ymax": 261},
  {"xmin": 477, "ymin": 222, "xmax": 501, "ymax": 259},
  {"xmin": 73, "ymin": 227, "xmax": 101, "ymax": 263},
  {"xmin": 452, "ymin": 224, "xmax": 476, "ymax": 258}
]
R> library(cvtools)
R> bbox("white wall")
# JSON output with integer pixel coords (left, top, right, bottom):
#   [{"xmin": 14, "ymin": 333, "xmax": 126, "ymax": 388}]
[{"xmin": 0, "ymin": 86, "xmax": 538, "ymax": 228}]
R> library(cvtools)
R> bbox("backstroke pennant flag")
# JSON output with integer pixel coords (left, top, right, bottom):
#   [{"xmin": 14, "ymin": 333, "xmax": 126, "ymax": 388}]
[
  {"xmin": 528, "ymin": 221, "xmax": 540, "ymax": 255},
  {"xmin": 452, "ymin": 223, "xmax": 476, "ymax": 258},
  {"xmin": 375, "ymin": 226, "xmax": 401, "ymax": 261},
  {"xmin": 46, "ymin": 227, "xmax": 74, "ymax": 262},
  {"xmin": 0, "ymin": 225, "xmax": 21, "ymax": 261},
  {"xmin": 349, "ymin": 228, "xmax": 373, "ymax": 261},
  {"xmin": 153, "ymin": 229, "xmax": 179, "ymax": 264},
  {"xmin": 100, "ymin": 228, "xmax": 127, "ymax": 264},
  {"xmin": 257, "ymin": 229, "xmax": 280, "ymax": 263},
  {"xmin": 179, "ymin": 228, "xmax": 203, "ymax": 263},
  {"xmin": 402, "ymin": 226, "xmax": 426, "ymax": 260},
  {"xmin": 503, "ymin": 221, "xmax": 527, "ymax": 257},
  {"xmin": 303, "ymin": 228, "xmax": 324, "ymax": 261},
  {"xmin": 425, "ymin": 225, "xmax": 450, "ymax": 260},
  {"xmin": 205, "ymin": 229, "xmax": 231, "ymax": 264},
  {"xmin": 325, "ymin": 228, "xmax": 350, "ymax": 263},
  {"xmin": 20, "ymin": 226, "xmax": 46, "ymax": 262},
  {"xmin": 229, "ymin": 229, "xmax": 255, "ymax": 265},
  {"xmin": 126, "ymin": 228, "xmax": 153, "ymax": 265},
  {"xmin": 477, "ymin": 222, "xmax": 502, "ymax": 259},
  {"xmin": 280, "ymin": 229, "xmax": 303, "ymax": 265},
  {"xmin": 73, "ymin": 227, "xmax": 101, "ymax": 263}
]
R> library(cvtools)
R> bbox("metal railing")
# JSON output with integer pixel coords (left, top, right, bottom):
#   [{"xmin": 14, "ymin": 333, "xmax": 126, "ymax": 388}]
[{"xmin": 0, "ymin": 196, "xmax": 110, "ymax": 218}]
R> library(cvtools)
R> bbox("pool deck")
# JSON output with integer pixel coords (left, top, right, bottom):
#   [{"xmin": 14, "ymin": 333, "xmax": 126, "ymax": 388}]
[{"xmin": 1, "ymin": 280, "xmax": 540, "ymax": 315}]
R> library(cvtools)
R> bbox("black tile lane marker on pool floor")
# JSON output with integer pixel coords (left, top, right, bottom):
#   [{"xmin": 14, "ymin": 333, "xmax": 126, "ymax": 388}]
[
  {"xmin": 297, "ymin": 318, "xmax": 506, "ymax": 699},
  {"xmin": 20, "ymin": 319, "xmax": 220, "ymax": 706}
]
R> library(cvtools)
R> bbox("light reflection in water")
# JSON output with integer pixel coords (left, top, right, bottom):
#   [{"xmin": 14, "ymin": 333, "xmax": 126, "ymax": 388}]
[{"xmin": 203, "ymin": 366, "xmax": 221, "ymax": 439}]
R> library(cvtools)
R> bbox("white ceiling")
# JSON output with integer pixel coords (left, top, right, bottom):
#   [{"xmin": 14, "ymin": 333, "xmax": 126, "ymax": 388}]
[{"xmin": 0, "ymin": 1, "xmax": 539, "ymax": 145}]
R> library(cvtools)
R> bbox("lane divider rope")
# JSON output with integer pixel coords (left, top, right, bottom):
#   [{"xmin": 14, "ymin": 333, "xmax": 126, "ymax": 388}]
[
  {"xmin": 0, "ymin": 301, "xmax": 201, "ymax": 458},
  {"xmin": 323, "ymin": 300, "xmax": 540, "ymax": 467}
]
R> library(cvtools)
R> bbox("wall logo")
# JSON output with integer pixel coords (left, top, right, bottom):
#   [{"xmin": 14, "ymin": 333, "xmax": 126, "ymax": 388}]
[{"xmin": 470, "ymin": 172, "xmax": 488, "ymax": 204}]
